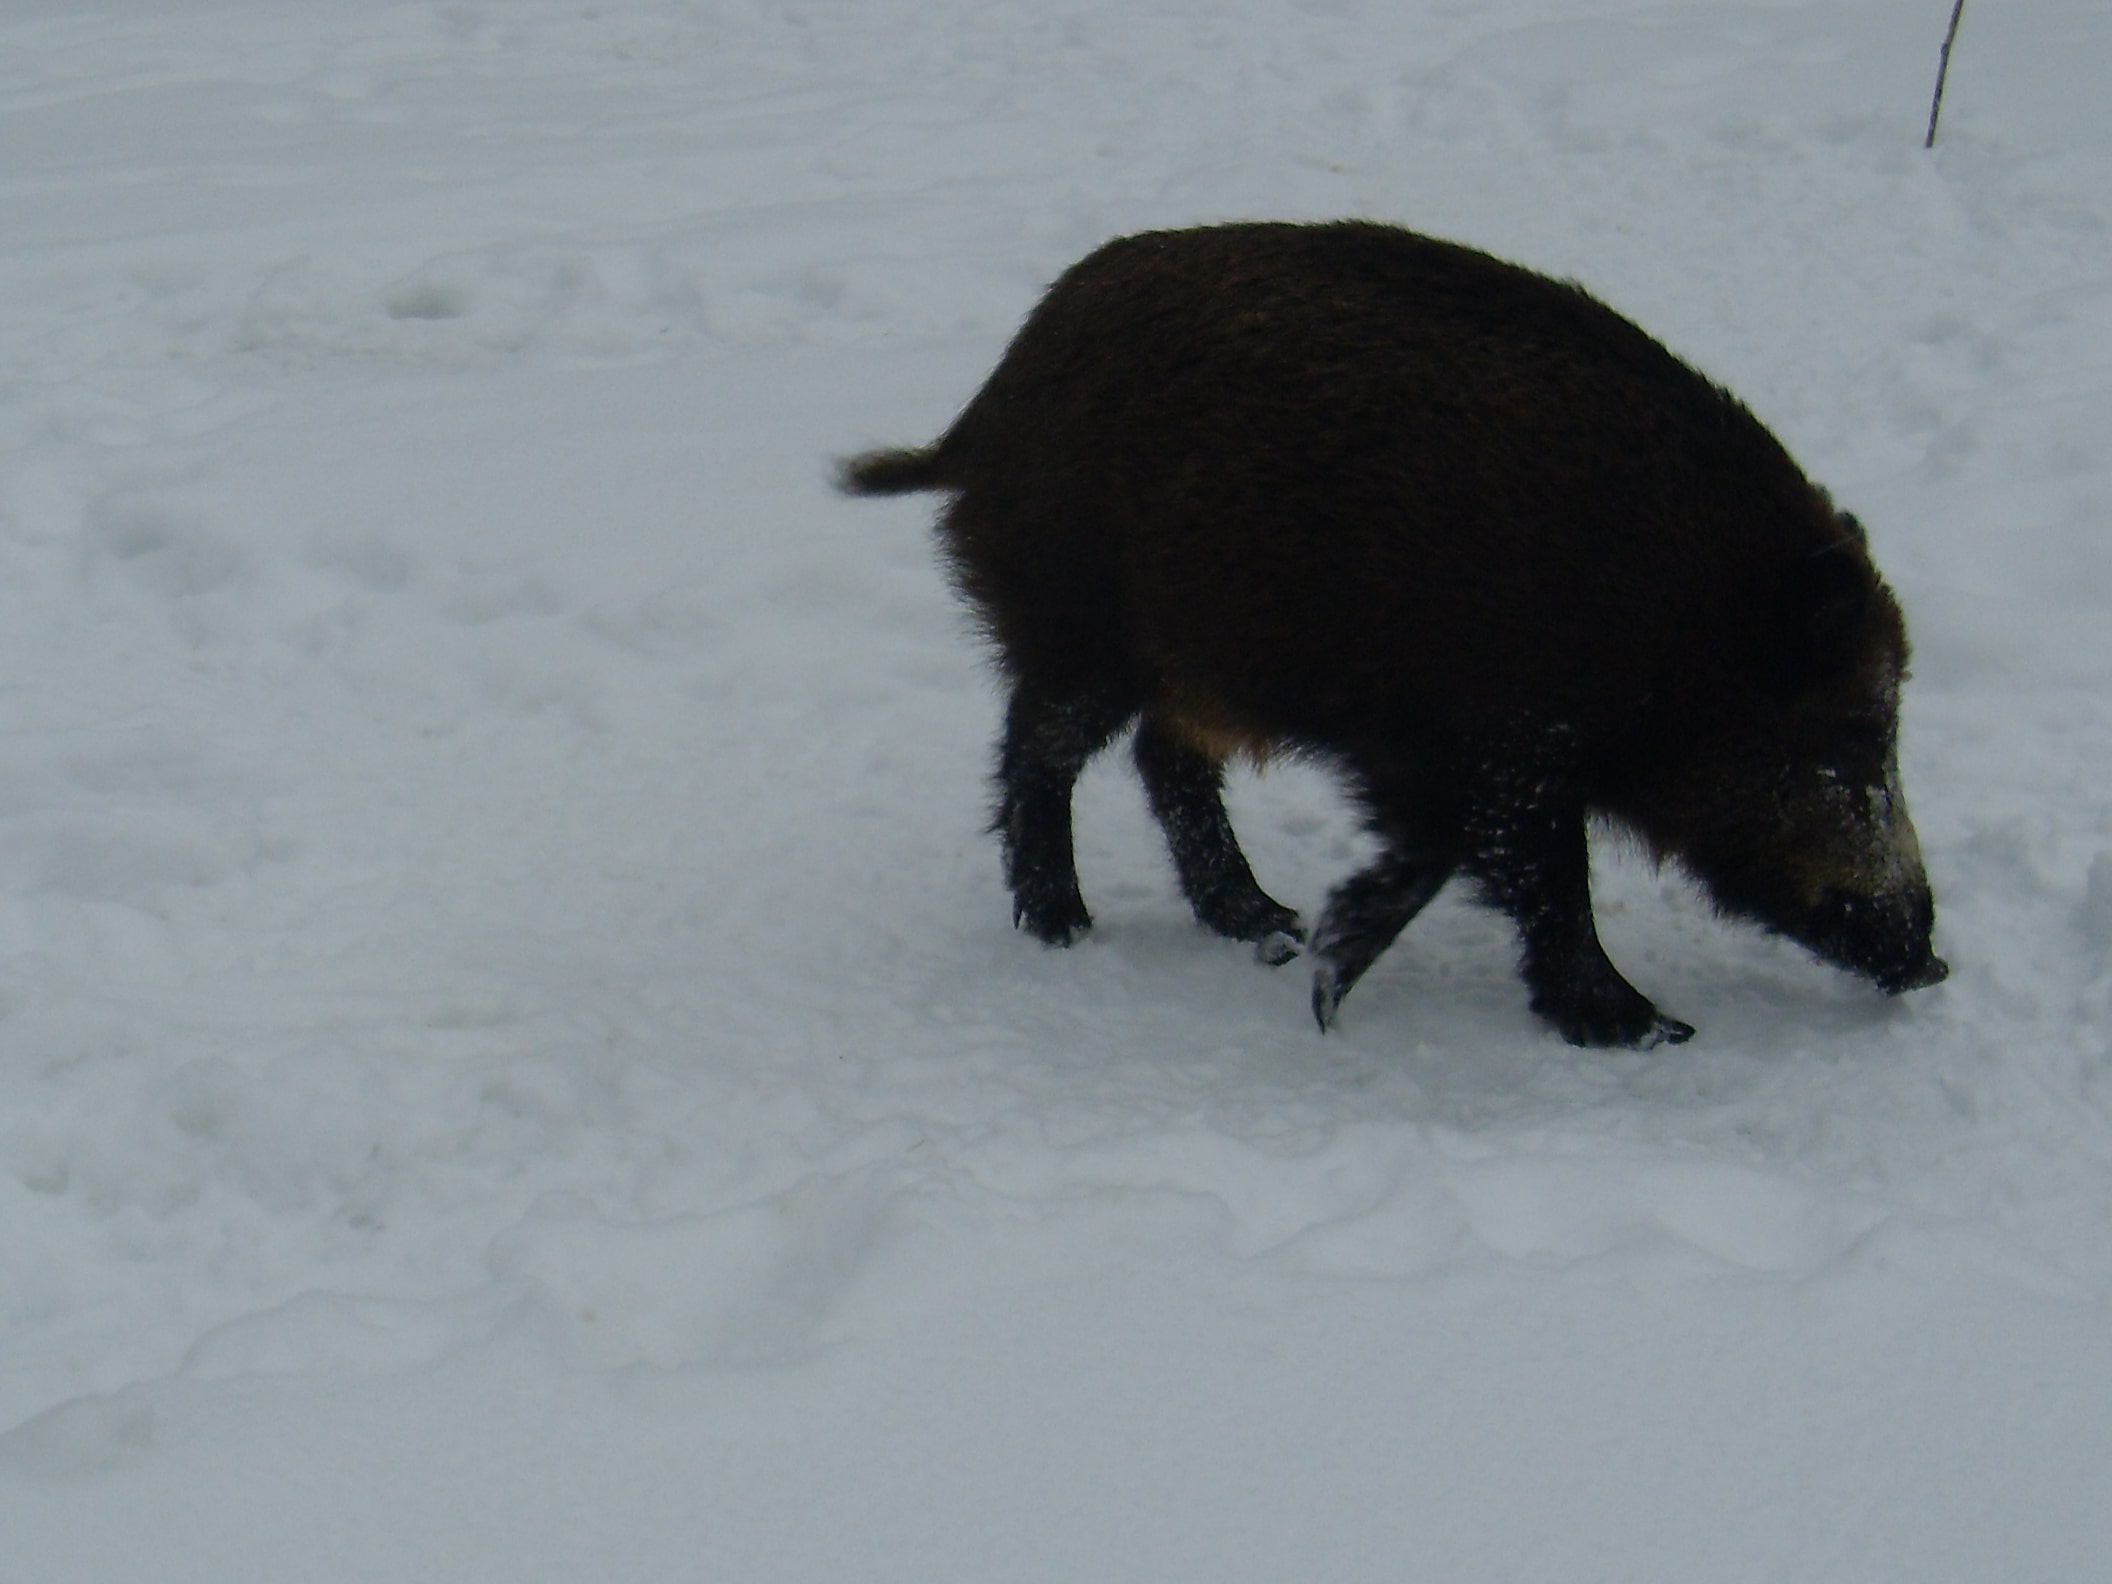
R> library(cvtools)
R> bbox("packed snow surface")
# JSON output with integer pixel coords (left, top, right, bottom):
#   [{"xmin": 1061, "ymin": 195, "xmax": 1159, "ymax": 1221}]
[{"xmin": 4, "ymin": 1, "xmax": 2110, "ymax": 1578}]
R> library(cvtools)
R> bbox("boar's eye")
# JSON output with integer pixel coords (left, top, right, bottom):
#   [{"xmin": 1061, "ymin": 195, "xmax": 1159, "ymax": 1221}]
[{"xmin": 1817, "ymin": 719, "xmax": 1892, "ymax": 786}]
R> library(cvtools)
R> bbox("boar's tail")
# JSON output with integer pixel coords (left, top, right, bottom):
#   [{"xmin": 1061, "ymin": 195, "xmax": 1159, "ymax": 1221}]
[{"xmin": 835, "ymin": 445, "xmax": 951, "ymax": 497}]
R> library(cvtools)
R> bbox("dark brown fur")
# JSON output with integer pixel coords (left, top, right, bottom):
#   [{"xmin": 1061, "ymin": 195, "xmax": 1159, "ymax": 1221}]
[{"xmin": 841, "ymin": 221, "xmax": 1945, "ymax": 1046}]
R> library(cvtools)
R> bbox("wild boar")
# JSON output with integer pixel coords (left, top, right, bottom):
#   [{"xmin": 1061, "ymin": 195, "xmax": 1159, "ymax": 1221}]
[{"xmin": 838, "ymin": 220, "xmax": 1947, "ymax": 1047}]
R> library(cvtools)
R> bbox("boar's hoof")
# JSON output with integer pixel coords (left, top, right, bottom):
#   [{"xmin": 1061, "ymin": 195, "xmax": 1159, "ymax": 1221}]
[
  {"xmin": 1311, "ymin": 966, "xmax": 1346, "ymax": 1032},
  {"xmin": 1533, "ymin": 983, "xmax": 1696, "ymax": 1050},
  {"xmin": 1254, "ymin": 927, "xmax": 1304, "ymax": 967},
  {"xmin": 1013, "ymin": 892, "xmax": 1093, "ymax": 948},
  {"xmin": 1190, "ymin": 892, "xmax": 1303, "ymax": 962},
  {"xmin": 1639, "ymin": 1013, "xmax": 1698, "ymax": 1049}
]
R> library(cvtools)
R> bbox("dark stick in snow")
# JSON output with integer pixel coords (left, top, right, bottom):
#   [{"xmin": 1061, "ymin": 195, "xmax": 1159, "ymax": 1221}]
[{"xmin": 1924, "ymin": 0, "xmax": 1967, "ymax": 149}]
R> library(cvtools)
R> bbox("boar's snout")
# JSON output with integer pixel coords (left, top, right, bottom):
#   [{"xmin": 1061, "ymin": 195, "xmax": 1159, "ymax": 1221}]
[
  {"xmin": 1801, "ymin": 885, "xmax": 1948, "ymax": 996},
  {"xmin": 1887, "ymin": 954, "xmax": 1951, "ymax": 994}
]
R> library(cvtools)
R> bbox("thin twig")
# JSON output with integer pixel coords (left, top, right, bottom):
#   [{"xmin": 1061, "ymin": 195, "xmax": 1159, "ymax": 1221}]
[{"xmin": 1925, "ymin": 0, "xmax": 1967, "ymax": 149}]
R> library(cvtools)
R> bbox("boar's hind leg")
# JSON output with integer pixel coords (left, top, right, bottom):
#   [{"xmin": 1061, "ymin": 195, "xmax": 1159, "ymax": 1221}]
[
  {"xmin": 1464, "ymin": 794, "xmax": 1695, "ymax": 1050},
  {"xmin": 1132, "ymin": 715, "xmax": 1304, "ymax": 965},
  {"xmin": 993, "ymin": 680, "xmax": 1137, "ymax": 946}
]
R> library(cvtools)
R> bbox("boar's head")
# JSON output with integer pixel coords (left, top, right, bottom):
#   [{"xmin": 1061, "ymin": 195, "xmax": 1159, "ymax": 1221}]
[{"xmin": 1632, "ymin": 535, "xmax": 1948, "ymax": 997}]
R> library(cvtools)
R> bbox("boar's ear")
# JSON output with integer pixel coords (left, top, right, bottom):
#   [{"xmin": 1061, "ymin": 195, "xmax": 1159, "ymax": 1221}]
[{"xmin": 1771, "ymin": 546, "xmax": 1872, "ymax": 698}]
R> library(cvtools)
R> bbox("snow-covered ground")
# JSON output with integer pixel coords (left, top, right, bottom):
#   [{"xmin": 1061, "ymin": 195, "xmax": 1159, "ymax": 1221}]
[{"xmin": 4, "ymin": 1, "xmax": 2109, "ymax": 1577}]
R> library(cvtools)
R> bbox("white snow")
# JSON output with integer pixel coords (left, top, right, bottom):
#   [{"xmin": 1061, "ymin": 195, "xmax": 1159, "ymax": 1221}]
[{"xmin": 3, "ymin": 1, "xmax": 2110, "ymax": 1578}]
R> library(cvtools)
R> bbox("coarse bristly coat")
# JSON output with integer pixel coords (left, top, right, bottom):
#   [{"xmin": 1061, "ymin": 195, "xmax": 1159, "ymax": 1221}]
[{"xmin": 841, "ymin": 220, "xmax": 1947, "ymax": 1047}]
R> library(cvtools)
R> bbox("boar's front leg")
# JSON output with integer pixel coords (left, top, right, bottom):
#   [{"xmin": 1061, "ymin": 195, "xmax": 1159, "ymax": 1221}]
[
  {"xmin": 1308, "ymin": 831, "xmax": 1457, "ymax": 1031},
  {"xmin": 1462, "ymin": 770, "xmax": 1695, "ymax": 1049}
]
